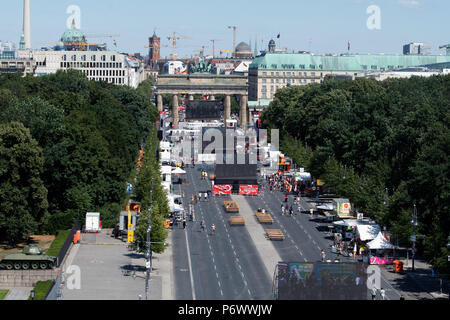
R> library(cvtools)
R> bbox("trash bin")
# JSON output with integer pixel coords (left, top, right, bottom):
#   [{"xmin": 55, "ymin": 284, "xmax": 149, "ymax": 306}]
[{"xmin": 394, "ymin": 260, "xmax": 404, "ymax": 273}]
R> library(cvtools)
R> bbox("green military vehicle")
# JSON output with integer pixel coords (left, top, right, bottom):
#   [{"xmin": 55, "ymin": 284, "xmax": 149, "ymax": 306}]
[{"xmin": 0, "ymin": 245, "xmax": 55, "ymax": 270}]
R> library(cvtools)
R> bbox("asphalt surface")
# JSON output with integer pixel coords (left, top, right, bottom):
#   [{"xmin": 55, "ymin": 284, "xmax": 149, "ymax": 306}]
[
  {"xmin": 171, "ymin": 163, "xmax": 404, "ymax": 300},
  {"xmin": 172, "ymin": 166, "xmax": 273, "ymax": 300}
]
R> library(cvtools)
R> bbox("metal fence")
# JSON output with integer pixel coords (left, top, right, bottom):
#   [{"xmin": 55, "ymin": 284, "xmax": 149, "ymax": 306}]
[
  {"xmin": 45, "ymin": 275, "xmax": 62, "ymax": 300},
  {"xmin": 56, "ymin": 220, "xmax": 79, "ymax": 268}
]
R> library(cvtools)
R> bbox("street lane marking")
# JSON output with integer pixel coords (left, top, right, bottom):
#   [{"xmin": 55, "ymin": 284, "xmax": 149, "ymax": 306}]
[{"xmin": 184, "ymin": 227, "xmax": 197, "ymax": 300}]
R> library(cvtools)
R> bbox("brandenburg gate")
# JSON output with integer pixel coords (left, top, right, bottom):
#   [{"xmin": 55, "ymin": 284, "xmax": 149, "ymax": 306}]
[{"xmin": 155, "ymin": 74, "xmax": 249, "ymax": 130}]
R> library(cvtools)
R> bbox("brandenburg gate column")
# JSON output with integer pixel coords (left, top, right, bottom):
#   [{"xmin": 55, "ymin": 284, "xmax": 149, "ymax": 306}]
[
  {"xmin": 172, "ymin": 94, "xmax": 179, "ymax": 129},
  {"xmin": 239, "ymin": 94, "xmax": 248, "ymax": 130},
  {"xmin": 248, "ymin": 107, "xmax": 253, "ymax": 126},
  {"xmin": 224, "ymin": 95, "xmax": 231, "ymax": 124},
  {"xmin": 157, "ymin": 94, "xmax": 163, "ymax": 113}
]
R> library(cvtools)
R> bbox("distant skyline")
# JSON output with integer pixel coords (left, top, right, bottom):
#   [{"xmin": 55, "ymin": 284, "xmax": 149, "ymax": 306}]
[{"xmin": 1, "ymin": 0, "xmax": 449, "ymax": 57}]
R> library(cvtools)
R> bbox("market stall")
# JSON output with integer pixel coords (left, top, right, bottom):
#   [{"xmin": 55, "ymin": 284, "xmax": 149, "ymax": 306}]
[
  {"xmin": 366, "ymin": 232, "xmax": 395, "ymax": 265},
  {"xmin": 317, "ymin": 203, "xmax": 335, "ymax": 222}
]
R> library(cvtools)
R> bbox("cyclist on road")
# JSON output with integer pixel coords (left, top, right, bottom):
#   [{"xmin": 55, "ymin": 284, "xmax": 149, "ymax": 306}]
[{"xmin": 200, "ymin": 220, "xmax": 206, "ymax": 232}]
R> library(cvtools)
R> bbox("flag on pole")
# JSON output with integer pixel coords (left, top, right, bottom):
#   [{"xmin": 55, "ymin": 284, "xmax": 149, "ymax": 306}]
[
  {"xmin": 277, "ymin": 33, "xmax": 281, "ymax": 39},
  {"xmin": 113, "ymin": 40, "xmax": 117, "ymax": 47},
  {"xmin": 348, "ymin": 41, "xmax": 350, "ymax": 52}
]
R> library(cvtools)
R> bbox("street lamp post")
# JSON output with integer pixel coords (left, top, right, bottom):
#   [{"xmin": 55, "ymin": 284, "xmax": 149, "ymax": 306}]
[{"xmin": 411, "ymin": 204, "xmax": 418, "ymax": 272}]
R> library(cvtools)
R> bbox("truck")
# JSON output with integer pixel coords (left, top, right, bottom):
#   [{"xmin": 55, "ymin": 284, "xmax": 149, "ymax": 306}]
[{"xmin": 85, "ymin": 212, "xmax": 101, "ymax": 233}]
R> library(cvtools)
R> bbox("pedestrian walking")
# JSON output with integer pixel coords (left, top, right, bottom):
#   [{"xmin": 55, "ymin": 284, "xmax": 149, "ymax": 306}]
[
  {"xmin": 290, "ymin": 205, "xmax": 294, "ymax": 216},
  {"xmin": 371, "ymin": 287, "xmax": 377, "ymax": 300},
  {"xmin": 321, "ymin": 249, "xmax": 326, "ymax": 262},
  {"xmin": 281, "ymin": 204, "xmax": 285, "ymax": 216},
  {"xmin": 183, "ymin": 218, "xmax": 186, "ymax": 229},
  {"xmin": 285, "ymin": 194, "xmax": 288, "ymax": 203},
  {"xmin": 380, "ymin": 288, "xmax": 386, "ymax": 300}
]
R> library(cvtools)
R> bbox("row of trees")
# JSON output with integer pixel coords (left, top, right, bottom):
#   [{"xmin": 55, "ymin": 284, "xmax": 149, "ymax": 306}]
[
  {"xmin": 0, "ymin": 70, "xmax": 158, "ymax": 243},
  {"xmin": 262, "ymin": 76, "xmax": 450, "ymax": 272},
  {"xmin": 132, "ymin": 128, "xmax": 170, "ymax": 254}
]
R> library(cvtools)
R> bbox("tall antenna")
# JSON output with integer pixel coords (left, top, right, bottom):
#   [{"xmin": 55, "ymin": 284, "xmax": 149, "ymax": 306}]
[{"xmin": 23, "ymin": 0, "xmax": 31, "ymax": 49}]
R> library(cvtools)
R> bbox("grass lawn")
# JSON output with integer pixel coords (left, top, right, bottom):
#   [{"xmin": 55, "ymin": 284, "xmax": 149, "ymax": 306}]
[
  {"xmin": 45, "ymin": 230, "xmax": 71, "ymax": 257},
  {"xmin": 28, "ymin": 281, "xmax": 53, "ymax": 300},
  {"xmin": 0, "ymin": 290, "xmax": 9, "ymax": 300}
]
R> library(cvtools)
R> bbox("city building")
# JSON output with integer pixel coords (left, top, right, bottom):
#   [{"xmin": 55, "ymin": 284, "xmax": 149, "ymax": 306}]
[
  {"xmin": 148, "ymin": 32, "xmax": 161, "ymax": 69},
  {"xmin": 403, "ymin": 42, "xmax": 432, "ymax": 55},
  {"xmin": 0, "ymin": 41, "xmax": 16, "ymax": 59},
  {"xmin": 32, "ymin": 50, "xmax": 144, "ymax": 88},
  {"xmin": 234, "ymin": 42, "xmax": 253, "ymax": 59},
  {"xmin": 249, "ymin": 42, "xmax": 450, "ymax": 102},
  {"xmin": 0, "ymin": 57, "xmax": 35, "ymax": 74}
]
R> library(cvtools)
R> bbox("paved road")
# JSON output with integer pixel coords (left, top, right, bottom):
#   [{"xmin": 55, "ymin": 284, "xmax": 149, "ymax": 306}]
[
  {"xmin": 171, "ymin": 163, "xmax": 406, "ymax": 300},
  {"xmin": 172, "ymin": 166, "xmax": 273, "ymax": 300}
]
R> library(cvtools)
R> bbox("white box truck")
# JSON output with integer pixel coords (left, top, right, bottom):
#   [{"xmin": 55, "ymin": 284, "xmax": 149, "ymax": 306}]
[{"xmin": 85, "ymin": 212, "xmax": 101, "ymax": 233}]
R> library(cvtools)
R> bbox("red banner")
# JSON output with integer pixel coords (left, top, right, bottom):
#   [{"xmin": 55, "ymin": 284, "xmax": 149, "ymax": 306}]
[
  {"xmin": 213, "ymin": 185, "xmax": 232, "ymax": 195},
  {"xmin": 239, "ymin": 185, "xmax": 258, "ymax": 195}
]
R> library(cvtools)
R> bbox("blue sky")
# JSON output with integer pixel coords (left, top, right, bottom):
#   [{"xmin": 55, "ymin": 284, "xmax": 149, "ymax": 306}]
[{"xmin": 1, "ymin": 0, "xmax": 448, "ymax": 57}]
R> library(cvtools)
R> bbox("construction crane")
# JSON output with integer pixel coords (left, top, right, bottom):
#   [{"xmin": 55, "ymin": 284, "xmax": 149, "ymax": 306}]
[
  {"xmin": 219, "ymin": 49, "xmax": 232, "ymax": 58},
  {"xmin": 210, "ymin": 39, "xmax": 222, "ymax": 58},
  {"xmin": 439, "ymin": 44, "xmax": 450, "ymax": 56},
  {"xmin": 167, "ymin": 32, "xmax": 191, "ymax": 61},
  {"xmin": 193, "ymin": 46, "xmax": 210, "ymax": 57},
  {"xmin": 85, "ymin": 34, "xmax": 120, "ymax": 39},
  {"xmin": 227, "ymin": 26, "xmax": 252, "ymax": 58}
]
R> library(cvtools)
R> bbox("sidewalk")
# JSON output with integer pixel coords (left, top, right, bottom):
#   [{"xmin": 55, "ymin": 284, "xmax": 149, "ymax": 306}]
[
  {"xmin": 381, "ymin": 258, "xmax": 449, "ymax": 300},
  {"xmin": 3, "ymin": 287, "xmax": 33, "ymax": 300},
  {"xmin": 61, "ymin": 230, "xmax": 174, "ymax": 300}
]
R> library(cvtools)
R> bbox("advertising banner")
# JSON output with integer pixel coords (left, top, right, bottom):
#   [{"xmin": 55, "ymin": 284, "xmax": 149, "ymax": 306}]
[
  {"xmin": 337, "ymin": 202, "xmax": 352, "ymax": 216},
  {"xmin": 370, "ymin": 257, "xmax": 394, "ymax": 265},
  {"xmin": 239, "ymin": 185, "xmax": 258, "ymax": 195},
  {"xmin": 213, "ymin": 185, "xmax": 232, "ymax": 195}
]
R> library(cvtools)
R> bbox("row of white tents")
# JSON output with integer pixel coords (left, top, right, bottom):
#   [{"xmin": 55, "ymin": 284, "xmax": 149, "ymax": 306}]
[{"xmin": 159, "ymin": 141, "xmax": 187, "ymax": 215}]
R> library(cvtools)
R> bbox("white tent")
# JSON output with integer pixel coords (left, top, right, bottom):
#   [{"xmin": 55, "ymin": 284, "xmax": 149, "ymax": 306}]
[
  {"xmin": 161, "ymin": 166, "xmax": 172, "ymax": 175},
  {"xmin": 357, "ymin": 224, "xmax": 381, "ymax": 241},
  {"xmin": 162, "ymin": 181, "xmax": 171, "ymax": 193},
  {"xmin": 367, "ymin": 232, "xmax": 395, "ymax": 250},
  {"xmin": 172, "ymin": 167, "xmax": 186, "ymax": 175},
  {"xmin": 317, "ymin": 204, "xmax": 334, "ymax": 211}
]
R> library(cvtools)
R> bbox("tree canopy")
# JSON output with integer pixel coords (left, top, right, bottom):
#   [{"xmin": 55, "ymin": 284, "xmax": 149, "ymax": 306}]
[
  {"xmin": 0, "ymin": 70, "xmax": 158, "ymax": 240},
  {"xmin": 262, "ymin": 75, "xmax": 450, "ymax": 272}
]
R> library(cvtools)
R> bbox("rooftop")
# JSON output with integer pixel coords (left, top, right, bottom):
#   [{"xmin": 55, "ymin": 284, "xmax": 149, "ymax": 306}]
[{"xmin": 250, "ymin": 52, "xmax": 450, "ymax": 72}]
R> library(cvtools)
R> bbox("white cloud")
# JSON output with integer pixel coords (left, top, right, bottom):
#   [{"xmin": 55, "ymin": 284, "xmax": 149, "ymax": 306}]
[{"xmin": 398, "ymin": 0, "xmax": 421, "ymax": 9}]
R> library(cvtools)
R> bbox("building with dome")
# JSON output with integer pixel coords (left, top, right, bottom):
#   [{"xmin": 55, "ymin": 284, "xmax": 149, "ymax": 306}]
[
  {"xmin": 234, "ymin": 42, "xmax": 253, "ymax": 59},
  {"xmin": 56, "ymin": 20, "xmax": 106, "ymax": 52},
  {"xmin": 60, "ymin": 21, "xmax": 88, "ymax": 51}
]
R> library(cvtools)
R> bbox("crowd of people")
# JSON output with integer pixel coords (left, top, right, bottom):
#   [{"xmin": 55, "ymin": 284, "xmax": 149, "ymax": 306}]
[{"xmin": 265, "ymin": 172, "xmax": 312, "ymax": 196}]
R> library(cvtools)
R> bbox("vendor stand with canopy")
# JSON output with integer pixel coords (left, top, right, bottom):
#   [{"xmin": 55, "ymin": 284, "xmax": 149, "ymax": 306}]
[{"xmin": 366, "ymin": 232, "xmax": 395, "ymax": 265}]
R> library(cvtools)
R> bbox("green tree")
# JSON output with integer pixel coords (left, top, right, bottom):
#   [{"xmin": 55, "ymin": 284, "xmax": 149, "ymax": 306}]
[{"xmin": 0, "ymin": 122, "xmax": 48, "ymax": 243}]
